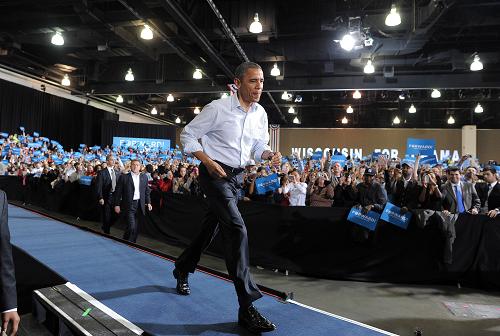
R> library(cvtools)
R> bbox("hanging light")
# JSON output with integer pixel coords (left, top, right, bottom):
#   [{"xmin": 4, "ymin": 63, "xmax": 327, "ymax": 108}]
[
  {"xmin": 116, "ymin": 95, "xmax": 124, "ymax": 103},
  {"xmin": 193, "ymin": 68, "xmax": 202, "ymax": 79},
  {"xmin": 151, "ymin": 107, "xmax": 158, "ymax": 115},
  {"xmin": 249, "ymin": 13, "xmax": 263, "ymax": 34},
  {"xmin": 221, "ymin": 92, "xmax": 229, "ymax": 99},
  {"xmin": 270, "ymin": 63, "xmax": 280, "ymax": 76},
  {"xmin": 399, "ymin": 92, "xmax": 406, "ymax": 100},
  {"xmin": 61, "ymin": 74, "xmax": 70, "ymax": 86},
  {"xmin": 353, "ymin": 90, "xmax": 361, "ymax": 99},
  {"xmin": 474, "ymin": 103, "xmax": 483, "ymax": 113},
  {"xmin": 385, "ymin": 4, "xmax": 401, "ymax": 27},
  {"xmin": 288, "ymin": 106, "xmax": 295, "ymax": 114},
  {"xmin": 281, "ymin": 91, "xmax": 291, "ymax": 100},
  {"xmin": 175, "ymin": 116, "xmax": 181, "ymax": 124},
  {"xmin": 140, "ymin": 24, "xmax": 153, "ymax": 40},
  {"xmin": 431, "ymin": 89, "xmax": 441, "ymax": 98},
  {"xmin": 447, "ymin": 115, "xmax": 455, "ymax": 124},
  {"xmin": 346, "ymin": 105, "xmax": 354, "ymax": 114},
  {"xmin": 166, "ymin": 93, "xmax": 174, "ymax": 102},
  {"xmin": 51, "ymin": 31, "xmax": 64, "ymax": 46},
  {"xmin": 393, "ymin": 116, "xmax": 401, "ymax": 124},
  {"xmin": 125, "ymin": 68, "xmax": 134, "ymax": 81},
  {"xmin": 470, "ymin": 54, "xmax": 483, "ymax": 71},
  {"xmin": 194, "ymin": 107, "xmax": 200, "ymax": 114},
  {"xmin": 339, "ymin": 33, "xmax": 355, "ymax": 51},
  {"xmin": 341, "ymin": 116, "xmax": 348, "ymax": 124},
  {"xmin": 409, "ymin": 104, "xmax": 417, "ymax": 113},
  {"xmin": 293, "ymin": 116, "xmax": 300, "ymax": 124},
  {"xmin": 363, "ymin": 60, "xmax": 375, "ymax": 74}
]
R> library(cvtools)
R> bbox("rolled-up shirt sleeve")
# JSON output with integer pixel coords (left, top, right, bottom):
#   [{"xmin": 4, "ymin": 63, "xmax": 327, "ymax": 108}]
[
  {"xmin": 252, "ymin": 114, "xmax": 271, "ymax": 162},
  {"xmin": 180, "ymin": 103, "xmax": 216, "ymax": 154}
]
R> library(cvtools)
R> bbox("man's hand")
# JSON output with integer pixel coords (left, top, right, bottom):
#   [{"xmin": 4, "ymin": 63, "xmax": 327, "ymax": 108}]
[
  {"xmin": 487, "ymin": 209, "xmax": 498, "ymax": 218},
  {"xmin": 362, "ymin": 205, "xmax": 373, "ymax": 214},
  {"xmin": 269, "ymin": 151, "xmax": 282, "ymax": 167},
  {"xmin": 469, "ymin": 208, "xmax": 479, "ymax": 215},
  {"xmin": 204, "ymin": 159, "xmax": 227, "ymax": 179},
  {"xmin": 401, "ymin": 206, "xmax": 408, "ymax": 214},
  {"xmin": 443, "ymin": 210, "xmax": 451, "ymax": 216},
  {"xmin": 147, "ymin": 203, "xmax": 152, "ymax": 211},
  {"xmin": 114, "ymin": 206, "xmax": 120, "ymax": 214},
  {"xmin": 98, "ymin": 198, "xmax": 104, "ymax": 205},
  {"xmin": 2, "ymin": 311, "xmax": 20, "ymax": 336}
]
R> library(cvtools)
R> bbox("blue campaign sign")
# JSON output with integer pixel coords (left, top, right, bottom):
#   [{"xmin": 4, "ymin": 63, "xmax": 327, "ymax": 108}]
[
  {"xmin": 331, "ymin": 155, "xmax": 346, "ymax": 167},
  {"xmin": 406, "ymin": 138, "xmax": 435, "ymax": 156},
  {"xmin": 372, "ymin": 152, "xmax": 382, "ymax": 160},
  {"xmin": 27, "ymin": 142, "xmax": 42, "ymax": 148},
  {"xmin": 420, "ymin": 155, "xmax": 438, "ymax": 166},
  {"xmin": 33, "ymin": 132, "xmax": 40, "ymax": 137},
  {"xmin": 113, "ymin": 137, "xmax": 171, "ymax": 151},
  {"xmin": 347, "ymin": 207, "xmax": 380, "ymax": 231},
  {"xmin": 53, "ymin": 159, "xmax": 63, "ymax": 165},
  {"xmin": 19, "ymin": 126, "xmax": 25, "ymax": 131},
  {"xmin": 311, "ymin": 151, "xmax": 323, "ymax": 160},
  {"xmin": 12, "ymin": 148, "xmax": 20, "ymax": 155},
  {"xmin": 255, "ymin": 173, "xmax": 280, "ymax": 195},
  {"xmin": 0, "ymin": 132, "xmax": 8, "ymax": 138},
  {"xmin": 79, "ymin": 176, "xmax": 93, "ymax": 186},
  {"xmin": 380, "ymin": 202, "xmax": 412, "ymax": 229}
]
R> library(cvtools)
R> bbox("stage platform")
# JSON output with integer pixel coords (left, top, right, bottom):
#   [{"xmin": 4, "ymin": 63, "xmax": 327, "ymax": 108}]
[{"xmin": 8, "ymin": 204, "xmax": 397, "ymax": 336}]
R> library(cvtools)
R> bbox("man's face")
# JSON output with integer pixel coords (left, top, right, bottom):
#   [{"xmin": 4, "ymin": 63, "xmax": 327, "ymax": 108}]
[
  {"xmin": 483, "ymin": 171, "xmax": 497, "ymax": 184},
  {"xmin": 235, "ymin": 68, "xmax": 264, "ymax": 104},
  {"xmin": 107, "ymin": 156, "xmax": 114, "ymax": 167},
  {"xmin": 332, "ymin": 163, "xmax": 342, "ymax": 175},
  {"xmin": 402, "ymin": 164, "xmax": 412, "ymax": 177},
  {"xmin": 466, "ymin": 167, "xmax": 477, "ymax": 177},
  {"xmin": 448, "ymin": 170, "xmax": 461, "ymax": 184},
  {"xmin": 363, "ymin": 175, "xmax": 374, "ymax": 184},
  {"xmin": 179, "ymin": 167, "xmax": 186, "ymax": 177},
  {"xmin": 131, "ymin": 161, "xmax": 141, "ymax": 173}
]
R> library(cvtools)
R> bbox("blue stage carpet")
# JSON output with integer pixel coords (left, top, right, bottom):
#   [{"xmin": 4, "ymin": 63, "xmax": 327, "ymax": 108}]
[{"xmin": 8, "ymin": 205, "xmax": 396, "ymax": 336}]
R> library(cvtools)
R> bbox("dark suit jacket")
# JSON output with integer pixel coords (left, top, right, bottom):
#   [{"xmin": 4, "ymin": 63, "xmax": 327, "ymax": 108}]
[
  {"xmin": 475, "ymin": 182, "xmax": 500, "ymax": 211},
  {"xmin": 355, "ymin": 181, "xmax": 387, "ymax": 211},
  {"xmin": 113, "ymin": 172, "xmax": 151, "ymax": 214},
  {"xmin": 0, "ymin": 190, "xmax": 17, "ymax": 312},
  {"xmin": 95, "ymin": 168, "xmax": 120, "ymax": 201},
  {"xmin": 441, "ymin": 181, "xmax": 480, "ymax": 213}
]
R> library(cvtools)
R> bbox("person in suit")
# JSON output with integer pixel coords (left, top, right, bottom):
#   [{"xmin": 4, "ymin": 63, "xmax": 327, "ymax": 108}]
[
  {"xmin": 0, "ymin": 190, "xmax": 20, "ymax": 336},
  {"xmin": 441, "ymin": 166, "xmax": 480, "ymax": 215},
  {"xmin": 475, "ymin": 166, "xmax": 500, "ymax": 218},
  {"xmin": 95, "ymin": 155, "xmax": 120, "ymax": 234},
  {"xmin": 113, "ymin": 159, "xmax": 151, "ymax": 243}
]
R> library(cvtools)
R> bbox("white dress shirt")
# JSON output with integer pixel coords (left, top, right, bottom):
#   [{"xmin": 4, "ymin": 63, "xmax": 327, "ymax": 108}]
[
  {"xmin": 131, "ymin": 172, "xmax": 140, "ymax": 200},
  {"xmin": 180, "ymin": 93, "xmax": 271, "ymax": 168},
  {"xmin": 285, "ymin": 182, "xmax": 308, "ymax": 206}
]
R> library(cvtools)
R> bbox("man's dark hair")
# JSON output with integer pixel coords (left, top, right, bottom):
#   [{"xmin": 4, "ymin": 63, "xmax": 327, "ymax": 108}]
[
  {"xmin": 234, "ymin": 62, "xmax": 262, "ymax": 80},
  {"xmin": 106, "ymin": 154, "xmax": 114, "ymax": 162},
  {"xmin": 447, "ymin": 166, "xmax": 460, "ymax": 174},
  {"xmin": 483, "ymin": 165, "xmax": 497, "ymax": 175}
]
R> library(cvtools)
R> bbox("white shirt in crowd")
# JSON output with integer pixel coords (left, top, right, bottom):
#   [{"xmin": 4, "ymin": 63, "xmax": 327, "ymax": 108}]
[
  {"xmin": 180, "ymin": 93, "xmax": 271, "ymax": 169},
  {"xmin": 131, "ymin": 172, "xmax": 140, "ymax": 200},
  {"xmin": 285, "ymin": 182, "xmax": 308, "ymax": 206}
]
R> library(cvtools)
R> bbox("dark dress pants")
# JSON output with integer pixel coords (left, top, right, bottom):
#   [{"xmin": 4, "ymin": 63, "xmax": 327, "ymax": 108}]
[
  {"xmin": 175, "ymin": 163, "xmax": 262, "ymax": 308},
  {"xmin": 101, "ymin": 193, "xmax": 118, "ymax": 234},
  {"xmin": 123, "ymin": 200, "xmax": 142, "ymax": 243}
]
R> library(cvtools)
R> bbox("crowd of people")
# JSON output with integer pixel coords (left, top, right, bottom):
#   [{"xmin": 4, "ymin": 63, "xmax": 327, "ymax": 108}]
[{"xmin": 1, "ymin": 129, "xmax": 499, "ymax": 218}]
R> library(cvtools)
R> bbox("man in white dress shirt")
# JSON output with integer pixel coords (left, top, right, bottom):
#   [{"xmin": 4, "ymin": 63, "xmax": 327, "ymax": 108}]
[{"xmin": 173, "ymin": 62, "xmax": 280, "ymax": 333}]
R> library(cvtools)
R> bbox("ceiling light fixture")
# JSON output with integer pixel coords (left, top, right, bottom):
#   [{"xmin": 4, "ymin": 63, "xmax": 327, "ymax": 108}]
[
  {"xmin": 288, "ymin": 106, "xmax": 295, "ymax": 114},
  {"xmin": 385, "ymin": 4, "xmax": 401, "ymax": 27},
  {"xmin": 399, "ymin": 93, "xmax": 406, "ymax": 100},
  {"xmin": 363, "ymin": 60, "xmax": 375, "ymax": 74},
  {"xmin": 409, "ymin": 104, "xmax": 416, "ymax": 113},
  {"xmin": 293, "ymin": 116, "xmax": 300, "ymax": 124},
  {"xmin": 470, "ymin": 54, "xmax": 483, "ymax": 71},
  {"xmin": 346, "ymin": 105, "xmax": 354, "ymax": 114},
  {"xmin": 341, "ymin": 116, "xmax": 348, "ymax": 124},
  {"xmin": 281, "ymin": 91, "xmax": 291, "ymax": 100},
  {"xmin": 193, "ymin": 68, "xmax": 202, "ymax": 79},
  {"xmin": 353, "ymin": 90, "xmax": 361, "ymax": 99},
  {"xmin": 166, "ymin": 93, "xmax": 174, "ymax": 102},
  {"xmin": 474, "ymin": 103, "xmax": 483, "ymax": 113},
  {"xmin": 249, "ymin": 13, "xmax": 263, "ymax": 34},
  {"xmin": 125, "ymin": 68, "xmax": 134, "ymax": 81},
  {"xmin": 431, "ymin": 89, "xmax": 441, "ymax": 98},
  {"xmin": 339, "ymin": 33, "xmax": 355, "ymax": 51},
  {"xmin": 270, "ymin": 63, "xmax": 280, "ymax": 76},
  {"xmin": 61, "ymin": 74, "xmax": 70, "ymax": 86},
  {"xmin": 140, "ymin": 24, "xmax": 153, "ymax": 40},
  {"xmin": 151, "ymin": 107, "xmax": 158, "ymax": 115},
  {"xmin": 447, "ymin": 115, "xmax": 455, "ymax": 124},
  {"xmin": 175, "ymin": 116, "xmax": 181, "ymax": 123},
  {"xmin": 116, "ymin": 95, "xmax": 124, "ymax": 103},
  {"xmin": 51, "ymin": 31, "xmax": 64, "ymax": 46},
  {"xmin": 393, "ymin": 116, "xmax": 401, "ymax": 124},
  {"xmin": 194, "ymin": 107, "xmax": 200, "ymax": 114}
]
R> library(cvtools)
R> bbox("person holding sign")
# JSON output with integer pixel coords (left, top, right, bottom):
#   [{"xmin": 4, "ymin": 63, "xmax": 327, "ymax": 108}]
[{"xmin": 176, "ymin": 62, "xmax": 279, "ymax": 333}]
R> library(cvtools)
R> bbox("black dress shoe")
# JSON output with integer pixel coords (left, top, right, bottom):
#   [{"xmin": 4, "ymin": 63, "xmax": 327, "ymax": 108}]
[
  {"xmin": 173, "ymin": 268, "xmax": 190, "ymax": 295},
  {"xmin": 238, "ymin": 305, "xmax": 276, "ymax": 333}
]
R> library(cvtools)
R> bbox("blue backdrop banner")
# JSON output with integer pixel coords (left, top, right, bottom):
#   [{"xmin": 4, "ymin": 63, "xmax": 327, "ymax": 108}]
[
  {"xmin": 113, "ymin": 137, "xmax": 171, "ymax": 150},
  {"xmin": 380, "ymin": 202, "xmax": 412, "ymax": 229},
  {"xmin": 347, "ymin": 207, "xmax": 380, "ymax": 231}
]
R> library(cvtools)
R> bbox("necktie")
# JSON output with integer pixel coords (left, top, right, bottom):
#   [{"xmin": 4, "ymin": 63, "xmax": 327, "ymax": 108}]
[
  {"xmin": 111, "ymin": 169, "xmax": 116, "ymax": 192},
  {"xmin": 454, "ymin": 185, "xmax": 465, "ymax": 213}
]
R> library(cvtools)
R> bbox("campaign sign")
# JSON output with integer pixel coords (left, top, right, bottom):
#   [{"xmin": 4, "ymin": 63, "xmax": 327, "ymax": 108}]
[
  {"xmin": 33, "ymin": 132, "xmax": 39, "ymax": 137},
  {"xmin": 331, "ymin": 155, "xmax": 346, "ymax": 167},
  {"xmin": 11, "ymin": 148, "xmax": 20, "ymax": 155},
  {"xmin": 113, "ymin": 137, "xmax": 171, "ymax": 150},
  {"xmin": 420, "ymin": 155, "xmax": 438, "ymax": 166},
  {"xmin": 311, "ymin": 151, "xmax": 323, "ymax": 160},
  {"xmin": 0, "ymin": 132, "xmax": 8, "ymax": 138},
  {"xmin": 255, "ymin": 173, "xmax": 280, "ymax": 195},
  {"xmin": 380, "ymin": 202, "xmax": 412, "ymax": 230},
  {"xmin": 347, "ymin": 207, "xmax": 380, "ymax": 231},
  {"xmin": 27, "ymin": 142, "xmax": 42, "ymax": 148},
  {"xmin": 79, "ymin": 176, "xmax": 93, "ymax": 186},
  {"xmin": 406, "ymin": 138, "xmax": 435, "ymax": 156}
]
